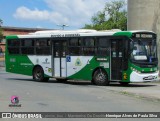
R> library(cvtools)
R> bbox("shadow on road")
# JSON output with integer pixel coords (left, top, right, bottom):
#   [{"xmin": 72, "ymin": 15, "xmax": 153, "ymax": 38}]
[
  {"xmin": 6, "ymin": 78, "xmax": 92, "ymax": 85},
  {"xmin": 108, "ymin": 83, "xmax": 157, "ymax": 88},
  {"xmin": 6, "ymin": 78, "xmax": 158, "ymax": 87}
]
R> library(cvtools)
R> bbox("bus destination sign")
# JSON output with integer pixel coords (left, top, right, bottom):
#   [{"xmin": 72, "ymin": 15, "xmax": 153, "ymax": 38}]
[
  {"xmin": 134, "ymin": 33, "xmax": 153, "ymax": 38},
  {"xmin": 51, "ymin": 34, "xmax": 80, "ymax": 38}
]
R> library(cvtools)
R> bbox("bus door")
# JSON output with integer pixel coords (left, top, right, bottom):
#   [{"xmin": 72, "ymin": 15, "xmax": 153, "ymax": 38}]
[
  {"xmin": 53, "ymin": 40, "xmax": 67, "ymax": 77},
  {"xmin": 111, "ymin": 39, "xmax": 123, "ymax": 80}
]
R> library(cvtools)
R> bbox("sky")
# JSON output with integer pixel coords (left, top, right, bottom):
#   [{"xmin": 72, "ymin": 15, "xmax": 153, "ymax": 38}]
[{"xmin": 0, "ymin": 0, "xmax": 111, "ymax": 30}]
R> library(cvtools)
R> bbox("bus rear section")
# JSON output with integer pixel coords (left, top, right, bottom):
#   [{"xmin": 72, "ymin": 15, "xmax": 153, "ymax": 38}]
[{"xmin": 5, "ymin": 36, "xmax": 52, "ymax": 82}]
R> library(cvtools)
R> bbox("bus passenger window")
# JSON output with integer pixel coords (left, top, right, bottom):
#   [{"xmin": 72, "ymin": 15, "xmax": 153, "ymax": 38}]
[
  {"xmin": 83, "ymin": 47, "xmax": 96, "ymax": 55},
  {"xmin": 8, "ymin": 39, "xmax": 20, "ymax": 54},
  {"xmin": 21, "ymin": 39, "xmax": 34, "ymax": 54},
  {"xmin": 36, "ymin": 39, "xmax": 51, "ymax": 55},
  {"xmin": 84, "ymin": 38, "xmax": 95, "ymax": 46},
  {"xmin": 97, "ymin": 37, "xmax": 110, "ymax": 56},
  {"xmin": 83, "ymin": 37, "xmax": 96, "ymax": 56},
  {"xmin": 68, "ymin": 38, "xmax": 81, "ymax": 55}
]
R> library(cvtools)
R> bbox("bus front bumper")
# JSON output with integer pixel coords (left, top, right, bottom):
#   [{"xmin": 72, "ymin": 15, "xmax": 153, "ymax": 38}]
[{"xmin": 130, "ymin": 71, "xmax": 159, "ymax": 83}]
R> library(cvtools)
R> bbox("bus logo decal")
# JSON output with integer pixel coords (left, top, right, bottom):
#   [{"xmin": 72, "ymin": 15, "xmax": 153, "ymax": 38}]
[
  {"xmin": 9, "ymin": 95, "xmax": 21, "ymax": 107},
  {"xmin": 45, "ymin": 58, "xmax": 48, "ymax": 63},
  {"xmin": 42, "ymin": 58, "xmax": 50, "ymax": 64},
  {"xmin": 75, "ymin": 58, "xmax": 82, "ymax": 66}
]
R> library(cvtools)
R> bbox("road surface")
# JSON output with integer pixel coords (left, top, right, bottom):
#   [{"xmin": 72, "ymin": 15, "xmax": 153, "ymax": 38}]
[{"xmin": 0, "ymin": 69, "xmax": 160, "ymax": 121}]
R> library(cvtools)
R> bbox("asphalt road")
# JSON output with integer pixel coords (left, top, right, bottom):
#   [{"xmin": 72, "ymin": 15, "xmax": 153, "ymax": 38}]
[{"xmin": 0, "ymin": 68, "xmax": 160, "ymax": 121}]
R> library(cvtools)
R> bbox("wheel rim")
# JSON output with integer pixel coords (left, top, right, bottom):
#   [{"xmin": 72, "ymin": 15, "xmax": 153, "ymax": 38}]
[
  {"xmin": 96, "ymin": 72, "xmax": 106, "ymax": 83},
  {"xmin": 34, "ymin": 67, "xmax": 43, "ymax": 80}
]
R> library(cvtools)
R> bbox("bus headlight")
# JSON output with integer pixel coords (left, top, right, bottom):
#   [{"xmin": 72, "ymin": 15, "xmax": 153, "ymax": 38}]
[
  {"xmin": 131, "ymin": 67, "xmax": 141, "ymax": 74},
  {"xmin": 136, "ymin": 70, "xmax": 141, "ymax": 74},
  {"xmin": 131, "ymin": 67, "xmax": 135, "ymax": 71}
]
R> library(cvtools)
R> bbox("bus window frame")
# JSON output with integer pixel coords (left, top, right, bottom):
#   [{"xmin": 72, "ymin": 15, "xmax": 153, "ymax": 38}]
[
  {"xmin": 7, "ymin": 39, "xmax": 21, "ymax": 55},
  {"xmin": 68, "ymin": 37, "xmax": 82, "ymax": 56}
]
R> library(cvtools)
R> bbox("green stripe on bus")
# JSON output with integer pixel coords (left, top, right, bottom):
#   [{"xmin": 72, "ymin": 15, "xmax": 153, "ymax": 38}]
[
  {"xmin": 6, "ymin": 35, "xmax": 19, "ymax": 39},
  {"xmin": 5, "ymin": 55, "xmax": 34, "ymax": 76},
  {"xmin": 114, "ymin": 31, "xmax": 132, "ymax": 38},
  {"xmin": 68, "ymin": 57, "xmax": 110, "ymax": 80}
]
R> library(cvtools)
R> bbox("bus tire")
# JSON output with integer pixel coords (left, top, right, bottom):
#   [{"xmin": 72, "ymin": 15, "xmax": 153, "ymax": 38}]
[
  {"xmin": 93, "ymin": 69, "xmax": 109, "ymax": 86},
  {"xmin": 33, "ymin": 66, "xmax": 48, "ymax": 82},
  {"xmin": 91, "ymin": 79, "xmax": 96, "ymax": 85},
  {"xmin": 44, "ymin": 77, "xmax": 49, "ymax": 82}
]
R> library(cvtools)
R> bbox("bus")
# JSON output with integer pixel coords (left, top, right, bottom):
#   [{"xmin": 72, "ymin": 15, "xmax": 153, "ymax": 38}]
[{"xmin": 5, "ymin": 29, "xmax": 159, "ymax": 86}]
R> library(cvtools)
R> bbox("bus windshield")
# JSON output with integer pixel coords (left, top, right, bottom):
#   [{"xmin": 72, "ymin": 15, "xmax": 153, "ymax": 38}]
[{"xmin": 130, "ymin": 39, "xmax": 157, "ymax": 63}]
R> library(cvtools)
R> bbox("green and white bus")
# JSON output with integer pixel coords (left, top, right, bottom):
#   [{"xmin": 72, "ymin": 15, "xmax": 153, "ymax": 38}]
[{"xmin": 5, "ymin": 29, "xmax": 159, "ymax": 85}]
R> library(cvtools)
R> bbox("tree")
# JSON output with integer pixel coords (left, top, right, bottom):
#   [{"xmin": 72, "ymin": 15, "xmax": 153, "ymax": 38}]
[
  {"xmin": 84, "ymin": 0, "xmax": 127, "ymax": 30},
  {"xmin": 0, "ymin": 19, "xmax": 3, "ymax": 42},
  {"xmin": 0, "ymin": 19, "xmax": 2, "ymax": 27}
]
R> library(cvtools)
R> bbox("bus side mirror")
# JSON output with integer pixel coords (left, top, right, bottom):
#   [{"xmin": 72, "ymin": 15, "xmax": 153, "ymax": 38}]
[
  {"xmin": 129, "ymin": 41, "xmax": 134, "ymax": 56},
  {"xmin": 130, "ymin": 41, "xmax": 134, "ymax": 51}
]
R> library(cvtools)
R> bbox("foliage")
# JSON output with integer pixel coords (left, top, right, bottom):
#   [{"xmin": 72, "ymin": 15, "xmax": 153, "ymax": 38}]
[{"xmin": 84, "ymin": 0, "xmax": 127, "ymax": 30}]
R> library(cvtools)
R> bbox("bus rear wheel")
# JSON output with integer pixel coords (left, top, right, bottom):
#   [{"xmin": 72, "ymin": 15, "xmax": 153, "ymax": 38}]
[
  {"xmin": 33, "ymin": 66, "xmax": 49, "ymax": 82},
  {"xmin": 93, "ymin": 69, "xmax": 109, "ymax": 86}
]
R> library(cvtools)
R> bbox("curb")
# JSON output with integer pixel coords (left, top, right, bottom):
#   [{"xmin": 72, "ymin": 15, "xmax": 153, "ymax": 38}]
[
  {"xmin": 119, "ymin": 90, "xmax": 160, "ymax": 102},
  {"xmin": 97, "ymin": 85, "xmax": 160, "ymax": 102},
  {"xmin": 107, "ymin": 88, "xmax": 160, "ymax": 102}
]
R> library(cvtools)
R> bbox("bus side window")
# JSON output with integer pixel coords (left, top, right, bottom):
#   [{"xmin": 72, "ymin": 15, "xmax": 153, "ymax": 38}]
[
  {"xmin": 8, "ymin": 39, "xmax": 20, "ymax": 54},
  {"xmin": 97, "ymin": 37, "xmax": 110, "ymax": 56},
  {"xmin": 36, "ymin": 41, "xmax": 40, "ymax": 46},
  {"xmin": 83, "ymin": 37, "xmax": 96, "ymax": 56},
  {"xmin": 68, "ymin": 38, "xmax": 81, "ymax": 55},
  {"xmin": 21, "ymin": 39, "xmax": 34, "ymax": 55},
  {"xmin": 36, "ymin": 39, "xmax": 51, "ymax": 55}
]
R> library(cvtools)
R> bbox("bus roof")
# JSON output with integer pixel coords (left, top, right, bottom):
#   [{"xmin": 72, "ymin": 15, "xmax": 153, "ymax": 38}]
[{"xmin": 6, "ymin": 29, "xmax": 156, "ymax": 39}]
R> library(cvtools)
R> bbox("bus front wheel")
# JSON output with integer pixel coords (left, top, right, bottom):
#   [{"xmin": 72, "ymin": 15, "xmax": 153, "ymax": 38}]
[
  {"xmin": 93, "ymin": 69, "xmax": 109, "ymax": 86},
  {"xmin": 33, "ymin": 66, "xmax": 49, "ymax": 82}
]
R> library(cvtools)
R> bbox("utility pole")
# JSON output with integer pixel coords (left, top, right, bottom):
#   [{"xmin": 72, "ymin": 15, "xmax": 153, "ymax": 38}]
[
  {"xmin": 57, "ymin": 24, "xmax": 69, "ymax": 30},
  {"xmin": 0, "ymin": 19, "xmax": 3, "ymax": 27}
]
